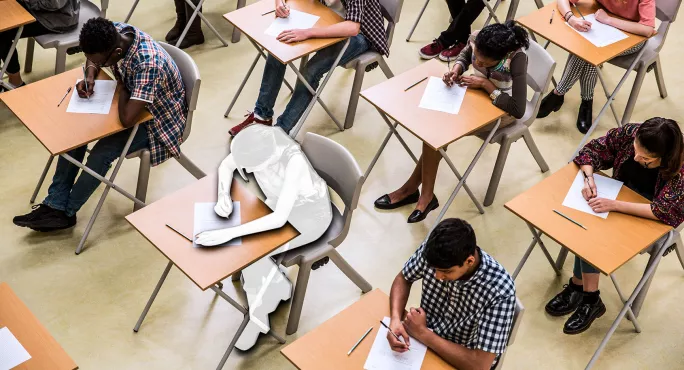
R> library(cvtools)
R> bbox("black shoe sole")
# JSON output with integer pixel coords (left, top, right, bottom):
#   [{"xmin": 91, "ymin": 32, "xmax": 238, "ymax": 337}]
[
  {"xmin": 563, "ymin": 304, "xmax": 606, "ymax": 335},
  {"xmin": 545, "ymin": 305, "xmax": 580, "ymax": 317}
]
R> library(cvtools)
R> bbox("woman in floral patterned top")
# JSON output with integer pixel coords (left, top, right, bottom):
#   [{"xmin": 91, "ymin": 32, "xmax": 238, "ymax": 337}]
[{"xmin": 544, "ymin": 117, "xmax": 684, "ymax": 336}]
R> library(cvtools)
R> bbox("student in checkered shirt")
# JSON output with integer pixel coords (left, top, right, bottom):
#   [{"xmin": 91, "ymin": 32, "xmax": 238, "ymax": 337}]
[
  {"xmin": 228, "ymin": 0, "xmax": 389, "ymax": 137},
  {"xmin": 388, "ymin": 218, "xmax": 516, "ymax": 369}
]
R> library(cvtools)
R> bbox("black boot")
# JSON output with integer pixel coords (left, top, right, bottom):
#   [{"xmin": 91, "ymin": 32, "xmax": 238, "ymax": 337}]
[
  {"xmin": 576, "ymin": 99, "xmax": 593, "ymax": 134},
  {"xmin": 563, "ymin": 292, "xmax": 606, "ymax": 335},
  {"xmin": 166, "ymin": 0, "xmax": 187, "ymax": 43},
  {"xmin": 177, "ymin": 0, "xmax": 205, "ymax": 49},
  {"xmin": 537, "ymin": 91, "xmax": 564, "ymax": 118}
]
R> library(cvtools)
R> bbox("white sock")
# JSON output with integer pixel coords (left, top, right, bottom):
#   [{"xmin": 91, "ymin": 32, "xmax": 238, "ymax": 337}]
[{"xmin": 254, "ymin": 113, "xmax": 269, "ymax": 121}]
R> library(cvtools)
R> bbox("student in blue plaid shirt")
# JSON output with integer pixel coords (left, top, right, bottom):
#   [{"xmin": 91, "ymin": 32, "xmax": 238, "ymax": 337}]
[
  {"xmin": 388, "ymin": 218, "xmax": 516, "ymax": 369},
  {"xmin": 14, "ymin": 18, "xmax": 187, "ymax": 232}
]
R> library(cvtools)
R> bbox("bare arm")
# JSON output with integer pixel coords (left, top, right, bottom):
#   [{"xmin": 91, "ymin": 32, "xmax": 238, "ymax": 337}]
[
  {"xmin": 614, "ymin": 201, "xmax": 659, "ymax": 220},
  {"xmin": 421, "ymin": 332, "xmax": 496, "ymax": 370},
  {"xmin": 596, "ymin": 10, "xmax": 655, "ymax": 37},
  {"xmin": 387, "ymin": 273, "xmax": 412, "ymax": 352},
  {"xmin": 215, "ymin": 154, "xmax": 249, "ymax": 218},
  {"xmin": 307, "ymin": 21, "xmax": 360, "ymax": 38},
  {"xmin": 117, "ymin": 88, "xmax": 148, "ymax": 128}
]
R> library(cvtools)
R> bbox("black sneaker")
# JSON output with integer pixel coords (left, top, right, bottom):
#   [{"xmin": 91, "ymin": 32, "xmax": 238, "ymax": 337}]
[
  {"xmin": 563, "ymin": 296, "xmax": 606, "ymax": 335},
  {"xmin": 15, "ymin": 205, "xmax": 76, "ymax": 231},
  {"xmin": 545, "ymin": 280, "xmax": 583, "ymax": 316},
  {"xmin": 13, "ymin": 204, "xmax": 56, "ymax": 227}
]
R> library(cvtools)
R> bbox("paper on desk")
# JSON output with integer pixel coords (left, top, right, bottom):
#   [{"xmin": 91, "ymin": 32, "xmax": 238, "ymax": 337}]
[
  {"xmin": 193, "ymin": 202, "xmax": 242, "ymax": 247},
  {"xmin": 566, "ymin": 14, "xmax": 627, "ymax": 47},
  {"xmin": 264, "ymin": 10, "xmax": 320, "ymax": 37},
  {"xmin": 364, "ymin": 317, "xmax": 428, "ymax": 370},
  {"xmin": 418, "ymin": 76, "xmax": 466, "ymax": 115},
  {"xmin": 562, "ymin": 170, "xmax": 623, "ymax": 219},
  {"xmin": 66, "ymin": 79, "xmax": 117, "ymax": 115},
  {"xmin": 0, "ymin": 327, "xmax": 31, "ymax": 370}
]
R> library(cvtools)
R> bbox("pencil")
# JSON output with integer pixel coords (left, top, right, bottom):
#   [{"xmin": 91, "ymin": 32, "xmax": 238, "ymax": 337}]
[
  {"xmin": 553, "ymin": 209, "xmax": 587, "ymax": 230},
  {"xmin": 262, "ymin": 9, "xmax": 275, "ymax": 15},
  {"xmin": 550, "ymin": 9, "xmax": 555, "ymax": 24},
  {"xmin": 379, "ymin": 321, "xmax": 410, "ymax": 350},
  {"xmin": 58, "ymin": 87, "xmax": 72, "ymax": 107},
  {"xmin": 572, "ymin": 3, "xmax": 586, "ymax": 20},
  {"xmin": 82, "ymin": 65, "xmax": 90, "ymax": 100},
  {"xmin": 347, "ymin": 326, "xmax": 373, "ymax": 356},
  {"xmin": 166, "ymin": 224, "xmax": 193, "ymax": 242},
  {"xmin": 405, "ymin": 77, "xmax": 427, "ymax": 92}
]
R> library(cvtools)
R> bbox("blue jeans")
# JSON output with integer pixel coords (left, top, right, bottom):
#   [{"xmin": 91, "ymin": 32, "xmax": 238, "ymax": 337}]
[
  {"xmin": 573, "ymin": 256, "xmax": 599, "ymax": 279},
  {"xmin": 254, "ymin": 34, "xmax": 370, "ymax": 133},
  {"xmin": 43, "ymin": 125, "xmax": 150, "ymax": 217}
]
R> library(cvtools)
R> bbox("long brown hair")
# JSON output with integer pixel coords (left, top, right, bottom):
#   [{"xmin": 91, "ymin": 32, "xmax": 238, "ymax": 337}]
[{"xmin": 636, "ymin": 117, "xmax": 684, "ymax": 179}]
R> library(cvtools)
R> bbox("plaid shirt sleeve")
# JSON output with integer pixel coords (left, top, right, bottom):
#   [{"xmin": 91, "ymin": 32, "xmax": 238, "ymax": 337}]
[
  {"xmin": 344, "ymin": 0, "xmax": 365, "ymax": 23},
  {"xmin": 130, "ymin": 62, "xmax": 159, "ymax": 104},
  {"xmin": 402, "ymin": 244, "xmax": 428, "ymax": 283},
  {"xmin": 476, "ymin": 294, "xmax": 516, "ymax": 354}
]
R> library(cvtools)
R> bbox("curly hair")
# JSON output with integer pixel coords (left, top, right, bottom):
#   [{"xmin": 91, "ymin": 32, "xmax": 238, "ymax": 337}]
[
  {"xmin": 475, "ymin": 20, "xmax": 530, "ymax": 61},
  {"xmin": 637, "ymin": 117, "xmax": 684, "ymax": 179},
  {"xmin": 79, "ymin": 17, "xmax": 118, "ymax": 55},
  {"xmin": 423, "ymin": 218, "xmax": 477, "ymax": 269}
]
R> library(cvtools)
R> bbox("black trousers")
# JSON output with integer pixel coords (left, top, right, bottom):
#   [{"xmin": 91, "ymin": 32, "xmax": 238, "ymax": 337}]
[
  {"xmin": 437, "ymin": 0, "xmax": 487, "ymax": 48},
  {"xmin": 0, "ymin": 21, "xmax": 51, "ymax": 75}
]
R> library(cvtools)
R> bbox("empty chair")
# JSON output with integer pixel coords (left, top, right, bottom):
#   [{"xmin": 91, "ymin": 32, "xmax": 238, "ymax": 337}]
[
  {"xmin": 277, "ymin": 132, "xmax": 372, "ymax": 335},
  {"xmin": 24, "ymin": 0, "xmax": 108, "ymax": 75},
  {"xmin": 475, "ymin": 40, "xmax": 554, "ymax": 206},
  {"xmin": 608, "ymin": 0, "xmax": 682, "ymax": 125},
  {"xmin": 493, "ymin": 298, "xmax": 524, "ymax": 370},
  {"xmin": 341, "ymin": 0, "xmax": 402, "ymax": 129}
]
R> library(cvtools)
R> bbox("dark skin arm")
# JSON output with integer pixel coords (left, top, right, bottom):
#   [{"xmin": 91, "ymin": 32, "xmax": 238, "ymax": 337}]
[
  {"xmin": 76, "ymin": 60, "xmax": 99, "ymax": 98},
  {"xmin": 117, "ymin": 87, "xmax": 148, "ymax": 128},
  {"xmin": 388, "ymin": 273, "xmax": 413, "ymax": 352}
]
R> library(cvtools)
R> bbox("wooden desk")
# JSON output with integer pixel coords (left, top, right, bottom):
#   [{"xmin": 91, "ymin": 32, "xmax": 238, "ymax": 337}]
[
  {"xmin": 361, "ymin": 59, "xmax": 506, "ymax": 228},
  {"xmin": 222, "ymin": 0, "xmax": 348, "ymax": 135},
  {"xmin": 0, "ymin": 0, "xmax": 35, "ymax": 90},
  {"xmin": 126, "ymin": 175, "xmax": 297, "ymax": 368},
  {"xmin": 281, "ymin": 289, "xmax": 453, "ymax": 370},
  {"xmin": 0, "ymin": 283, "xmax": 78, "ymax": 370}
]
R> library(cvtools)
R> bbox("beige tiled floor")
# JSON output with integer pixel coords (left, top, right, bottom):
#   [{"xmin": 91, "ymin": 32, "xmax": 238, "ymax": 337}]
[{"xmin": 2, "ymin": 0, "xmax": 684, "ymax": 369}]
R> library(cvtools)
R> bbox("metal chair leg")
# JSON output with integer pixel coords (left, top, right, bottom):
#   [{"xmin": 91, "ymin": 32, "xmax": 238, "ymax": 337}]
[
  {"xmin": 343, "ymin": 65, "xmax": 366, "ymax": 130},
  {"xmin": 653, "ymin": 56, "xmax": 667, "ymax": 98},
  {"xmin": 231, "ymin": 0, "xmax": 247, "ymax": 43},
  {"xmin": 55, "ymin": 46, "xmax": 67, "ymax": 74},
  {"xmin": 30, "ymin": 156, "xmax": 54, "ymax": 203},
  {"xmin": 620, "ymin": 64, "xmax": 647, "ymax": 126},
  {"xmin": 377, "ymin": 58, "xmax": 394, "ymax": 79},
  {"xmin": 175, "ymin": 152, "xmax": 206, "ymax": 179},
  {"xmin": 285, "ymin": 262, "xmax": 313, "ymax": 335},
  {"xmin": 24, "ymin": 38, "xmax": 35, "ymax": 73},
  {"xmin": 329, "ymin": 249, "xmax": 372, "ymax": 293},
  {"xmin": 483, "ymin": 137, "xmax": 512, "ymax": 207},
  {"xmin": 133, "ymin": 151, "xmax": 151, "ymax": 212},
  {"xmin": 522, "ymin": 131, "xmax": 549, "ymax": 173}
]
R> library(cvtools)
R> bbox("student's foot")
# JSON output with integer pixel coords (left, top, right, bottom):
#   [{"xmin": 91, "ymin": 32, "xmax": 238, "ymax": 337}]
[
  {"xmin": 407, "ymin": 196, "xmax": 439, "ymax": 223},
  {"xmin": 229, "ymin": 112, "xmax": 273, "ymax": 137},
  {"xmin": 177, "ymin": 31, "xmax": 204, "ymax": 49},
  {"xmin": 545, "ymin": 279, "xmax": 583, "ymax": 316},
  {"xmin": 1, "ymin": 81, "xmax": 26, "ymax": 92},
  {"xmin": 13, "ymin": 204, "xmax": 56, "ymax": 227},
  {"xmin": 165, "ymin": 18, "xmax": 187, "ymax": 43},
  {"xmin": 537, "ymin": 91, "xmax": 564, "ymax": 118},
  {"xmin": 419, "ymin": 40, "xmax": 446, "ymax": 60},
  {"xmin": 576, "ymin": 99, "xmax": 593, "ymax": 134},
  {"xmin": 563, "ymin": 294, "xmax": 605, "ymax": 335},
  {"xmin": 13, "ymin": 205, "xmax": 76, "ymax": 231},
  {"xmin": 374, "ymin": 190, "xmax": 420, "ymax": 210},
  {"xmin": 438, "ymin": 43, "xmax": 466, "ymax": 62}
]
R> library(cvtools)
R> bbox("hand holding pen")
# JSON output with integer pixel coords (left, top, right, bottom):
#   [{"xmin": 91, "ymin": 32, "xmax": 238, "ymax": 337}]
[
  {"xmin": 384, "ymin": 320, "xmax": 411, "ymax": 352},
  {"xmin": 275, "ymin": 0, "xmax": 289, "ymax": 17}
]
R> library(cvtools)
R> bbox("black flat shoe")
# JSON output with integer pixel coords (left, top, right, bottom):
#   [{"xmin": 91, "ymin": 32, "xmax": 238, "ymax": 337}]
[
  {"xmin": 407, "ymin": 197, "xmax": 439, "ymax": 223},
  {"xmin": 563, "ymin": 296, "xmax": 606, "ymax": 335},
  {"xmin": 537, "ymin": 91, "xmax": 565, "ymax": 118},
  {"xmin": 545, "ymin": 280, "xmax": 583, "ymax": 316},
  {"xmin": 374, "ymin": 190, "xmax": 420, "ymax": 210},
  {"xmin": 576, "ymin": 99, "xmax": 593, "ymax": 134}
]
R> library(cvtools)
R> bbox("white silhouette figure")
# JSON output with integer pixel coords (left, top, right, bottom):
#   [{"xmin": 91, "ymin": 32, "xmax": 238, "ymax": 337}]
[{"xmin": 195, "ymin": 125, "xmax": 332, "ymax": 350}]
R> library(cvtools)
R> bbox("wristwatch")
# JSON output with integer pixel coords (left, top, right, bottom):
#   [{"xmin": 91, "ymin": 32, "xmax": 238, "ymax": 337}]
[{"xmin": 489, "ymin": 89, "xmax": 502, "ymax": 102}]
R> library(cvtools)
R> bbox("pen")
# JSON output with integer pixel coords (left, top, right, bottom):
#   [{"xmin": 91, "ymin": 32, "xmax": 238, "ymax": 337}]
[
  {"xmin": 166, "ymin": 224, "xmax": 193, "ymax": 242},
  {"xmin": 380, "ymin": 321, "xmax": 410, "ymax": 350},
  {"xmin": 82, "ymin": 65, "xmax": 89, "ymax": 100},
  {"xmin": 550, "ymin": 9, "xmax": 555, "ymax": 24},
  {"xmin": 405, "ymin": 76, "xmax": 427, "ymax": 92},
  {"xmin": 572, "ymin": 3, "xmax": 586, "ymax": 21},
  {"xmin": 262, "ymin": 9, "xmax": 275, "ymax": 15},
  {"xmin": 553, "ymin": 209, "xmax": 587, "ymax": 230},
  {"xmin": 347, "ymin": 326, "xmax": 373, "ymax": 356},
  {"xmin": 58, "ymin": 86, "xmax": 71, "ymax": 107}
]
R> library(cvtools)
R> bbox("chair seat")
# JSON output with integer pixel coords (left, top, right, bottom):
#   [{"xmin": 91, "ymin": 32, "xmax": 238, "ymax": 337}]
[
  {"xmin": 475, "ymin": 100, "xmax": 536, "ymax": 144},
  {"xmin": 343, "ymin": 50, "xmax": 382, "ymax": 69},
  {"xmin": 279, "ymin": 203, "xmax": 344, "ymax": 267},
  {"xmin": 607, "ymin": 42, "xmax": 658, "ymax": 70},
  {"xmin": 34, "ymin": 1, "xmax": 101, "ymax": 49}
]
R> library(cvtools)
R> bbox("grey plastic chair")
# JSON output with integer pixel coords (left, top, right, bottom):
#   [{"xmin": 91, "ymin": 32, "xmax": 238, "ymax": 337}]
[
  {"xmin": 276, "ymin": 132, "xmax": 372, "ymax": 335},
  {"xmin": 340, "ymin": 0, "xmax": 403, "ymax": 129},
  {"xmin": 24, "ymin": 0, "xmax": 108, "ymax": 75},
  {"xmin": 608, "ymin": 0, "xmax": 682, "ymax": 125},
  {"xmin": 493, "ymin": 298, "xmax": 524, "ymax": 370},
  {"xmin": 126, "ymin": 42, "xmax": 205, "ymax": 211},
  {"xmin": 475, "ymin": 41, "xmax": 554, "ymax": 206}
]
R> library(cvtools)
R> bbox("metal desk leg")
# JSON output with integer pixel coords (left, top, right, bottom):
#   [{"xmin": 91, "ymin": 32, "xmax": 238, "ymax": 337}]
[
  {"xmin": 0, "ymin": 26, "xmax": 24, "ymax": 91},
  {"xmin": 482, "ymin": 0, "xmax": 502, "ymax": 27},
  {"xmin": 178, "ymin": 0, "xmax": 229, "ymax": 48},
  {"xmin": 596, "ymin": 68, "xmax": 622, "ymax": 126},
  {"xmin": 512, "ymin": 236, "xmax": 539, "ymax": 280},
  {"xmin": 134, "ymin": 261, "xmax": 173, "ymax": 332},
  {"xmin": 30, "ymin": 155, "xmax": 55, "ymax": 203},
  {"xmin": 527, "ymin": 223, "xmax": 562, "ymax": 276},
  {"xmin": 441, "ymin": 154, "xmax": 485, "ymax": 215},
  {"xmin": 505, "ymin": 0, "xmax": 521, "ymax": 21},
  {"xmin": 124, "ymin": 0, "xmax": 141, "ymax": 22},
  {"xmin": 609, "ymin": 274, "xmax": 641, "ymax": 331},
  {"xmin": 378, "ymin": 112, "xmax": 419, "ymax": 163},
  {"xmin": 406, "ymin": 0, "xmax": 431, "ymax": 42}
]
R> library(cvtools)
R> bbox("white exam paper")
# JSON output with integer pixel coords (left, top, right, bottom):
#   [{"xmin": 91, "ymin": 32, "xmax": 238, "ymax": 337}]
[
  {"xmin": 0, "ymin": 327, "xmax": 32, "ymax": 370},
  {"xmin": 364, "ymin": 317, "xmax": 428, "ymax": 370},
  {"xmin": 562, "ymin": 170, "xmax": 623, "ymax": 218},
  {"xmin": 418, "ymin": 76, "xmax": 467, "ymax": 115},
  {"xmin": 66, "ymin": 79, "xmax": 117, "ymax": 115},
  {"xmin": 566, "ymin": 13, "xmax": 627, "ymax": 47},
  {"xmin": 264, "ymin": 10, "xmax": 320, "ymax": 37},
  {"xmin": 193, "ymin": 202, "xmax": 243, "ymax": 247}
]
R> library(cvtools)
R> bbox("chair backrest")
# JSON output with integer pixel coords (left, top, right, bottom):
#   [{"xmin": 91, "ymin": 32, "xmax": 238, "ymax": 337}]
[
  {"xmin": 159, "ymin": 42, "xmax": 201, "ymax": 142},
  {"xmin": 100, "ymin": 0, "xmax": 109, "ymax": 17},
  {"xmin": 656, "ymin": 0, "xmax": 682, "ymax": 22},
  {"xmin": 378, "ymin": 0, "xmax": 404, "ymax": 48},
  {"xmin": 522, "ymin": 40, "xmax": 556, "ymax": 126},
  {"xmin": 493, "ymin": 298, "xmax": 525, "ymax": 370}
]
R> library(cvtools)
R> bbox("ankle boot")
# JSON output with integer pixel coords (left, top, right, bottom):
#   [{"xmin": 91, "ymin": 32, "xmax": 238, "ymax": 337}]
[
  {"xmin": 177, "ymin": 0, "xmax": 204, "ymax": 49},
  {"xmin": 166, "ymin": 0, "xmax": 187, "ymax": 43},
  {"xmin": 576, "ymin": 99, "xmax": 593, "ymax": 134},
  {"xmin": 537, "ymin": 91, "xmax": 564, "ymax": 118}
]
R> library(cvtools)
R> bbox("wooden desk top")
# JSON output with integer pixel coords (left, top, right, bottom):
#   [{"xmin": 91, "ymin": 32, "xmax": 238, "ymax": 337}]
[
  {"xmin": 0, "ymin": 0, "xmax": 35, "ymax": 33},
  {"xmin": 223, "ymin": 0, "xmax": 346, "ymax": 64},
  {"xmin": 505, "ymin": 163, "xmax": 671, "ymax": 274},
  {"xmin": 516, "ymin": 0, "xmax": 649, "ymax": 66},
  {"xmin": 125, "ymin": 175, "xmax": 299, "ymax": 291},
  {"xmin": 0, "ymin": 68, "xmax": 152, "ymax": 155},
  {"xmin": 0, "ymin": 283, "xmax": 78, "ymax": 370},
  {"xmin": 281, "ymin": 289, "xmax": 454, "ymax": 370},
  {"xmin": 360, "ymin": 59, "xmax": 505, "ymax": 150}
]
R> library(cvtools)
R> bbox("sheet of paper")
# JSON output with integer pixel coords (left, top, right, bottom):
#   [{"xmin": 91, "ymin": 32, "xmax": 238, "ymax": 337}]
[
  {"xmin": 0, "ymin": 327, "xmax": 32, "ymax": 370},
  {"xmin": 193, "ymin": 202, "xmax": 243, "ymax": 247},
  {"xmin": 363, "ymin": 317, "xmax": 428, "ymax": 370},
  {"xmin": 418, "ymin": 76, "xmax": 467, "ymax": 115},
  {"xmin": 566, "ymin": 13, "xmax": 627, "ymax": 47},
  {"xmin": 562, "ymin": 170, "xmax": 623, "ymax": 218},
  {"xmin": 264, "ymin": 10, "xmax": 320, "ymax": 37},
  {"xmin": 66, "ymin": 79, "xmax": 117, "ymax": 115}
]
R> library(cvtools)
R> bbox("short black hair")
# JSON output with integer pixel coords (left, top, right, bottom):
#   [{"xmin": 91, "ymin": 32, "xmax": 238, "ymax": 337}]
[
  {"xmin": 475, "ymin": 20, "xmax": 530, "ymax": 61},
  {"xmin": 79, "ymin": 17, "xmax": 118, "ymax": 55},
  {"xmin": 423, "ymin": 218, "xmax": 477, "ymax": 269}
]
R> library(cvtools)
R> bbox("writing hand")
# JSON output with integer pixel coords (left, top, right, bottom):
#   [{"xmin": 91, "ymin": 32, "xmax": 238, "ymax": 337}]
[
  {"xmin": 76, "ymin": 79, "xmax": 95, "ymax": 98},
  {"xmin": 387, "ymin": 319, "xmax": 411, "ymax": 353}
]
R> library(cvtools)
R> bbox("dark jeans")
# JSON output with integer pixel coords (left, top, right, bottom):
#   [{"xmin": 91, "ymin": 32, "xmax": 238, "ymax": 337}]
[
  {"xmin": 437, "ymin": 0, "xmax": 487, "ymax": 48},
  {"xmin": 43, "ymin": 125, "xmax": 150, "ymax": 217},
  {"xmin": 0, "ymin": 20, "xmax": 51, "ymax": 75}
]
